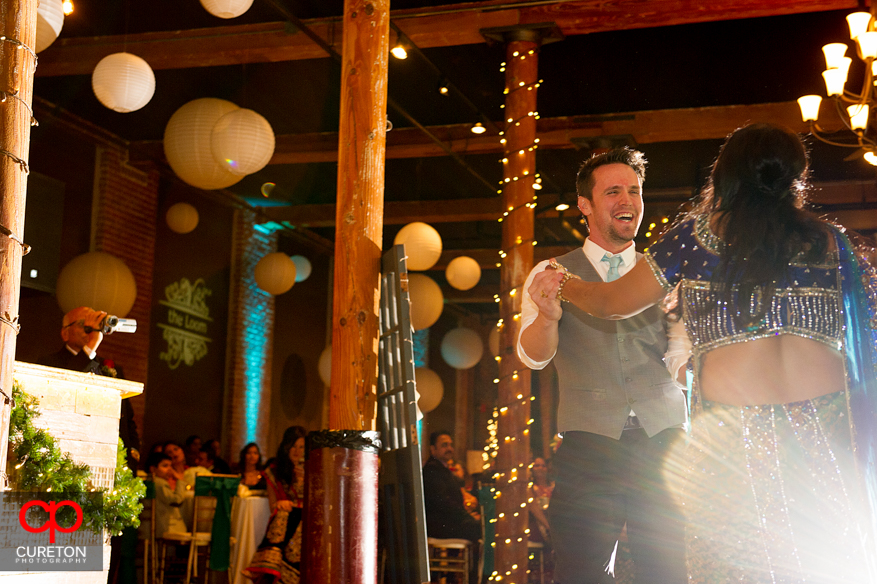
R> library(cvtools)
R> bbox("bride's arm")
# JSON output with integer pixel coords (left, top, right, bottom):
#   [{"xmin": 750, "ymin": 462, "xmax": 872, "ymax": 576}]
[{"xmin": 559, "ymin": 261, "xmax": 668, "ymax": 320}]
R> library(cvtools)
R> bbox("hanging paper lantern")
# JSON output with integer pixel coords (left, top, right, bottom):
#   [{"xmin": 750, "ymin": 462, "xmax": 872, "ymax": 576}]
[
  {"xmin": 56, "ymin": 252, "xmax": 137, "ymax": 317},
  {"xmin": 211, "ymin": 108, "xmax": 275, "ymax": 176},
  {"xmin": 394, "ymin": 222, "xmax": 442, "ymax": 271},
  {"xmin": 200, "ymin": 0, "xmax": 254, "ymax": 18},
  {"xmin": 415, "ymin": 367, "xmax": 444, "ymax": 413},
  {"xmin": 290, "ymin": 255, "xmax": 312, "ymax": 282},
  {"xmin": 166, "ymin": 202, "xmax": 199, "ymax": 234},
  {"xmin": 35, "ymin": 0, "xmax": 64, "ymax": 53},
  {"xmin": 318, "ymin": 346, "xmax": 332, "ymax": 386},
  {"xmin": 445, "ymin": 256, "xmax": 481, "ymax": 291},
  {"xmin": 163, "ymin": 98, "xmax": 243, "ymax": 190},
  {"xmin": 91, "ymin": 53, "xmax": 156, "ymax": 113},
  {"xmin": 489, "ymin": 325, "xmax": 501, "ymax": 357},
  {"xmin": 408, "ymin": 273, "xmax": 443, "ymax": 331},
  {"xmin": 441, "ymin": 328, "xmax": 484, "ymax": 370},
  {"xmin": 254, "ymin": 253, "xmax": 297, "ymax": 295}
]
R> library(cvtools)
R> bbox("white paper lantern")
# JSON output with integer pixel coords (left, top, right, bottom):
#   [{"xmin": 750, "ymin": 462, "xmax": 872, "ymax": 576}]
[
  {"xmin": 394, "ymin": 222, "xmax": 442, "ymax": 271},
  {"xmin": 166, "ymin": 202, "xmax": 199, "ymax": 234},
  {"xmin": 291, "ymin": 255, "xmax": 312, "ymax": 282},
  {"xmin": 163, "ymin": 98, "xmax": 243, "ymax": 190},
  {"xmin": 415, "ymin": 367, "xmax": 444, "ymax": 413},
  {"xmin": 318, "ymin": 346, "xmax": 332, "ymax": 386},
  {"xmin": 489, "ymin": 325, "xmax": 501, "ymax": 357},
  {"xmin": 445, "ymin": 256, "xmax": 481, "ymax": 291},
  {"xmin": 200, "ymin": 0, "xmax": 254, "ymax": 18},
  {"xmin": 211, "ymin": 108, "xmax": 275, "ymax": 176},
  {"xmin": 56, "ymin": 252, "xmax": 137, "ymax": 317},
  {"xmin": 441, "ymin": 328, "xmax": 484, "ymax": 370},
  {"xmin": 408, "ymin": 273, "xmax": 443, "ymax": 331},
  {"xmin": 254, "ymin": 253, "xmax": 297, "ymax": 295},
  {"xmin": 35, "ymin": 0, "xmax": 64, "ymax": 53},
  {"xmin": 92, "ymin": 53, "xmax": 156, "ymax": 113}
]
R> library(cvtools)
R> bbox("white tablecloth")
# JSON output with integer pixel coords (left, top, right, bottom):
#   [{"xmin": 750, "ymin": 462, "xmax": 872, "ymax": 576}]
[{"xmin": 229, "ymin": 496, "xmax": 272, "ymax": 584}]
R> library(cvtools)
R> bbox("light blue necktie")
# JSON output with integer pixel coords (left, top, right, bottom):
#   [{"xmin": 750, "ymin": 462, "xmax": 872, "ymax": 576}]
[{"xmin": 602, "ymin": 253, "xmax": 623, "ymax": 282}]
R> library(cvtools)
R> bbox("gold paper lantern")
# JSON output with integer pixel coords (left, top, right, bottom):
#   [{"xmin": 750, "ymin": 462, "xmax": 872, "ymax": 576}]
[
  {"xmin": 445, "ymin": 256, "xmax": 482, "ymax": 291},
  {"xmin": 199, "ymin": 0, "xmax": 254, "ymax": 18},
  {"xmin": 415, "ymin": 367, "xmax": 444, "ymax": 413},
  {"xmin": 408, "ymin": 273, "xmax": 443, "ymax": 330},
  {"xmin": 56, "ymin": 251, "xmax": 137, "ymax": 317},
  {"xmin": 318, "ymin": 346, "xmax": 332, "ymax": 386},
  {"xmin": 166, "ymin": 202, "xmax": 199, "ymax": 234},
  {"xmin": 394, "ymin": 222, "xmax": 443, "ymax": 271},
  {"xmin": 254, "ymin": 253, "xmax": 297, "ymax": 295},
  {"xmin": 441, "ymin": 327, "xmax": 484, "ymax": 370},
  {"xmin": 290, "ymin": 255, "xmax": 312, "ymax": 282},
  {"xmin": 163, "ymin": 98, "xmax": 243, "ymax": 190},
  {"xmin": 35, "ymin": 0, "xmax": 64, "ymax": 53},
  {"xmin": 92, "ymin": 53, "xmax": 156, "ymax": 113},
  {"xmin": 211, "ymin": 108, "xmax": 275, "ymax": 176}
]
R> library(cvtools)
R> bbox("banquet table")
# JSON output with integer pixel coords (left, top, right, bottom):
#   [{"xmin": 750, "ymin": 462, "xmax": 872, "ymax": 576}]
[{"xmin": 229, "ymin": 495, "xmax": 272, "ymax": 584}]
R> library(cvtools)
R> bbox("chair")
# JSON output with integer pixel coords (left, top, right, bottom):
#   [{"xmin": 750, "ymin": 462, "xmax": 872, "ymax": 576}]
[
  {"xmin": 427, "ymin": 537, "xmax": 471, "ymax": 583},
  {"xmin": 527, "ymin": 541, "xmax": 545, "ymax": 584},
  {"xmin": 137, "ymin": 480, "xmax": 157, "ymax": 584}
]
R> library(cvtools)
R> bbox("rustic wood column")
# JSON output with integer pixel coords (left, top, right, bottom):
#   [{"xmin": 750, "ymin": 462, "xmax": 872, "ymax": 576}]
[
  {"xmin": 0, "ymin": 0, "xmax": 37, "ymax": 479},
  {"xmin": 494, "ymin": 33, "xmax": 539, "ymax": 584},
  {"xmin": 304, "ymin": 1, "xmax": 389, "ymax": 584}
]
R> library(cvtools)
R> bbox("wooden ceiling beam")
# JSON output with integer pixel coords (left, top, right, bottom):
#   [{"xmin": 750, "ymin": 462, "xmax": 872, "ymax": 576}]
[
  {"xmin": 129, "ymin": 101, "xmax": 844, "ymax": 165},
  {"xmin": 36, "ymin": 0, "xmax": 856, "ymax": 77}
]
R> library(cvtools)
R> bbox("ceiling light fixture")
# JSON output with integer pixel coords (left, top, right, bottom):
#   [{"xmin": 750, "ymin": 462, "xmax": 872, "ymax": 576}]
[
  {"xmin": 438, "ymin": 79, "xmax": 450, "ymax": 95},
  {"xmin": 555, "ymin": 203, "xmax": 569, "ymax": 211},
  {"xmin": 471, "ymin": 122, "xmax": 486, "ymax": 134},
  {"xmin": 798, "ymin": 9, "xmax": 877, "ymax": 165},
  {"xmin": 390, "ymin": 44, "xmax": 408, "ymax": 60}
]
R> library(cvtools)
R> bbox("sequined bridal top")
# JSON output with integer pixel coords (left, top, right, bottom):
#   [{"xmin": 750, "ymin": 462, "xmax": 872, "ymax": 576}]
[{"xmin": 644, "ymin": 215, "xmax": 842, "ymax": 357}]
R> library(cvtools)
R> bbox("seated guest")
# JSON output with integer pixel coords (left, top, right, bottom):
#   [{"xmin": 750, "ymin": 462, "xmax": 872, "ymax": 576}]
[
  {"xmin": 162, "ymin": 441, "xmax": 188, "ymax": 488},
  {"xmin": 148, "ymin": 452, "xmax": 190, "ymax": 537},
  {"xmin": 204, "ymin": 438, "xmax": 232, "ymax": 474},
  {"xmin": 422, "ymin": 431, "xmax": 481, "ymax": 543},
  {"xmin": 243, "ymin": 426, "xmax": 307, "ymax": 584},
  {"xmin": 239, "ymin": 442, "xmax": 267, "ymax": 490},
  {"xmin": 184, "ymin": 435, "xmax": 202, "ymax": 468}
]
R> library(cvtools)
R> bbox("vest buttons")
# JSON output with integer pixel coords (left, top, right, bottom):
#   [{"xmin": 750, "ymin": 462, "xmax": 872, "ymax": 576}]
[{"xmin": 627, "ymin": 397, "xmax": 636, "ymax": 405}]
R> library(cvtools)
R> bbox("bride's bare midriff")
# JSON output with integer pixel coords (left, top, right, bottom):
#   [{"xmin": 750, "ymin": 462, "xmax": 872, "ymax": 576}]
[{"xmin": 699, "ymin": 335, "xmax": 845, "ymax": 405}]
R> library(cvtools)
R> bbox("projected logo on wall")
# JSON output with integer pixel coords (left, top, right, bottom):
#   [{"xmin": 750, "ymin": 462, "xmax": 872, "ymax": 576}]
[{"xmin": 157, "ymin": 278, "xmax": 213, "ymax": 369}]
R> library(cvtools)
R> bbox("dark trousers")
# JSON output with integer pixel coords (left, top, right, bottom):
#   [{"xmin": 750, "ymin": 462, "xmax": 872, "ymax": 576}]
[{"xmin": 549, "ymin": 428, "xmax": 686, "ymax": 584}]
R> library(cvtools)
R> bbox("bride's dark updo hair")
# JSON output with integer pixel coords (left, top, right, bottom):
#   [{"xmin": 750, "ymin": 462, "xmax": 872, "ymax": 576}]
[{"xmin": 692, "ymin": 123, "xmax": 828, "ymax": 327}]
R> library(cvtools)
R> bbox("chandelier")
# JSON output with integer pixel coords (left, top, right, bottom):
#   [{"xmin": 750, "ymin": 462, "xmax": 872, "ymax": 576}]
[{"xmin": 798, "ymin": 10, "xmax": 877, "ymax": 165}]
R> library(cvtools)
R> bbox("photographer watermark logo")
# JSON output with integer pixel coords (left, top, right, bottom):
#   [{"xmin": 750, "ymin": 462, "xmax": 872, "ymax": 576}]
[{"xmin": 0, "ymin": 493, "xmax": 103, "ymax": 572}]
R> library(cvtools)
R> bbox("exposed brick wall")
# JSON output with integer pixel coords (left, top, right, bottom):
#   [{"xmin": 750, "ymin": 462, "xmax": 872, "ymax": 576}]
[
  {"xmin": 224, "ymin": 209, "xmax": 276, "ymax": 458},
  {"xmin": 90, "ymin": 145, "xmax": 160, "ymax": 437}
]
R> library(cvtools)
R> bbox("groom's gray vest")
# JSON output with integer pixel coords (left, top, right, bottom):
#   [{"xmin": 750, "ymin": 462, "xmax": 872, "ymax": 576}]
[{"xmin": 553, "ymin": 248, "xmax": 687, "ymax": 440}]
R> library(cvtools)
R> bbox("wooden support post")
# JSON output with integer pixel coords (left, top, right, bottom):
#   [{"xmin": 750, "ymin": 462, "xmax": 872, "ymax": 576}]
[
  {"xmin": 304, "ymin": 1, "xmax": 389, "ymax": 584},
  {"xmin": 494, "ymin": 33, "xmax": 540, "ymax": 584},
  {"xmin": 0, "ymin": 0, "xmax": 37, "ymax": 479}
]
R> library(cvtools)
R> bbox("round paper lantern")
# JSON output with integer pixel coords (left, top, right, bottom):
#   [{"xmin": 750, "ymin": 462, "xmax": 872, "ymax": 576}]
[
  {"xmin": 254, "ymin": 253, "xmax": 297, "ymax": 295},
  {"xmin": 92, "ymin": 53, "xmax": 156, "ymax": 113},
  {"xmin": 211, "ymin": 108, "xmax": 275, "ymax": 176},
  {"xmin": 166, "ymin": 202, "xmax": 199, "ymax": 234},
  {"xmin": 318, "ymin": 346, "xmax": 332, "ymax": 385},
  {"xmin": 163, "ymin": 98, "xmax": 243, "ymax": 190},
  {"xmin": 291, "ymin": 255, "xmax": 312, "ymax": 282},
  {"xmin": 445, "ymin": 256, "xmax": 481, "ymax": 291},
  {"xmin": 408, "ymin": 273, "xmax": 443, "ymax": 331},
  {"xmin": 489, "ymin": 325, "xmax": 501, "ymax": 357},
  {"xmin": 415, "ymin": 367, "xmax": 444, "ymax": 414},
  {"xmin": 394, "ymin": 222, "xmax": 442, "ymax": 271},
  {"xmin": 441, "ymin": 327, "xmax": 484, "ymax": 370},
  {"xmin": 200, "ymin": 0, "xmax": 254, "ymax": 18},
  {"xmin": 56, "ymin": 252, "xmax": 137, "ymax": 317},
  {"xmin": 35, "ymin": 0, "xmax": 64, "ymax": 53}
]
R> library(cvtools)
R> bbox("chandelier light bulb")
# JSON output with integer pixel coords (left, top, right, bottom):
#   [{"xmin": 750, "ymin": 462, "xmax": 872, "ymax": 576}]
[
  {"xmin": 847, "ymin": 12, "xmax": 872, "ymax": 39},
  {"xmin": 391, "ymin": 44, "xmax": 408, "ymax": 59},
  {"xmin": 847, "ymin": 103, "xmax": 870, "ymax": 130},
  {"xmin": 822, "ymin": 43, "xmax": 849, "ymax": 69},
  {"xmin": 857, "ymin": 32, "xmax": 877, "ymax": 59},
  {"xmin": 864, "ymin": 151, "xmax": 877, "ymax": 165},
  {"xmin": 471, "ymin": 122, "xmax": 486, "ymax": 134},
  {"xmin": 823, "ymin": 68, "xmax": 848, "ymax": 96},
  {"xmin": 797, "ymin": 95, "xmax": 823, "ymax": 122}
]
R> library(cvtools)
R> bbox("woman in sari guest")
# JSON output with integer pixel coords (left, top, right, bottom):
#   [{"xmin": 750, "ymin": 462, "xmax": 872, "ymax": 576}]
[
  {"xmin": 238, "ymin": 442, "xmax": 267, "ymax": 490},
  {"xmin": 530, "ymin": 123, "xmax": 877, "ymax": 582},
  {"xmin": 242, "ymin": 426, "xmax": 307, "ymax": 584}
]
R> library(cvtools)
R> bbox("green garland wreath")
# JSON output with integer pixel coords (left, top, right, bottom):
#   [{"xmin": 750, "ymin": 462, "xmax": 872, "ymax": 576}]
[{"xmin": 7, "ymin": 381, "xmax": 145, "ymax": 536}]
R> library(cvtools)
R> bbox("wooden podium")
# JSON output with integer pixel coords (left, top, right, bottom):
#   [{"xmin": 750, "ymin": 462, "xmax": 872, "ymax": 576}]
[{"xmin": 2, "ymin": 361, "xmax": 144, "ymax": 583}]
